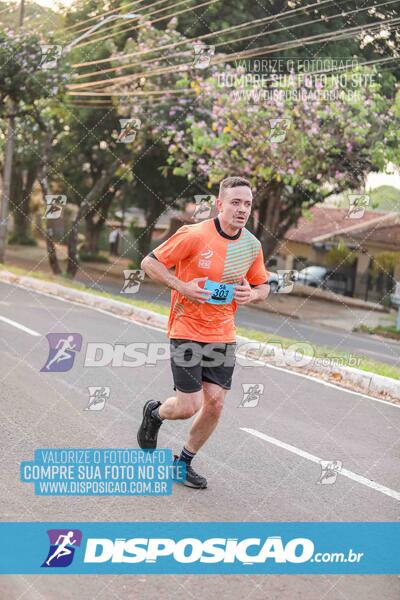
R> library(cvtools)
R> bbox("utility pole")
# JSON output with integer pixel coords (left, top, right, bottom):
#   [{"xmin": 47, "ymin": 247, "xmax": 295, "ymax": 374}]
[
  {"xmin": 0, "ymin": 0, "xmax": 25, "ymax": 263},
  {"xmin": 18, "ymin": 0, "xmax": 25, "ymax": 26}
]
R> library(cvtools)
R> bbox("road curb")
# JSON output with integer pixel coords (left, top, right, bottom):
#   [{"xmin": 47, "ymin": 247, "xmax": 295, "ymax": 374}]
[
  {"xmin": 1, "ymin": 269, "xmax": 399, "ymax": 404},
  {"xmin": 235, "ymin": 335, "xmax": 400, "ymax": 404},
  {"xmin": 0, "ymin": 270, "xmax": 168, "ymax": 330}
]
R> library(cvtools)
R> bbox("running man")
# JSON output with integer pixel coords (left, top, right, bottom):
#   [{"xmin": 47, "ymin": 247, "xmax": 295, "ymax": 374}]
[
  {"xmin": 45, "ymin": 531, "xmax": 77, "ymax": 566},
  {"xmin": 137, "ymin": 176, "xmax": 270, "ymax": 488},
  {"xmin": 45, "ymin": 335, "xmax": 76, "ymax": 371}
]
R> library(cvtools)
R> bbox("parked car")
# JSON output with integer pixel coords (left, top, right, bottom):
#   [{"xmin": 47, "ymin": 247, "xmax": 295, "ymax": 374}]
[
  {"xmin": 297, "ymin": 266, "xmax": 350, "ymax": 296},
  {"xmin": 267, "ymin": 272, "xmax": 279, "ymax": 293}
]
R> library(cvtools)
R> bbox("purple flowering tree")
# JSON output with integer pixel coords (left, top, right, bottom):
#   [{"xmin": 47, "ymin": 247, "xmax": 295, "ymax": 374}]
[{"xmin": 165, "ymin": 64, "xmax": 397, "ymax": 255}]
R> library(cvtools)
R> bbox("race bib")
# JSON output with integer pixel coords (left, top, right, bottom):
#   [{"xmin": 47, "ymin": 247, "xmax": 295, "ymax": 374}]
[{"xmin": 203, "ymin": 280, "xmax": 234, "ymax": 305}]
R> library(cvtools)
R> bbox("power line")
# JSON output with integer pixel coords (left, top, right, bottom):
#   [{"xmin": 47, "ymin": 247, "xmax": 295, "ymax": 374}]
[
  {"xmin": 68, "ymin": 56, "xmax": 399, "ymax": 96},
  {"xmin": 72, "ymin": 0, "xmax": 398, "ymax": 81},
  {"xmin": 72, "ymin": 0, "xmax": 341, "ymax": 72},
  {"xmin": 66, "ymin": 55, "xmax": 399, "ymax": 99},
  {"xmin": 214, "ymin": 17, "xmax": 400, "ymax": 67},
  {"xmin": 73, "ymin": 0, "xmax": 400, "ymax": 59},
  {"xmin": 67, "ymin": 17, "xmax": 400, "ymax": 92},
  {"xmin": 73, "ymin": 0, "xmax": 221, "ymax": 50},
  {"xmin": 68, "ymin": 88, "xmax": 195, "ymax": 96},
  {"xmin": 66, "ymin": 104, "xmax": 114, "ymax": 109},
  {"xmin": 66, "ymin": 0, "xmax": 193, "ymax": 42},
  {"xmin": 66, "ymin": 98, "xmax": 113, "ymax": 103},
  {"xmin": 63, "ymin": 0, "xmax": 170, "ymax": 34},
  {"xmin": 71, "ymin": 0, "xmax": 340, "ymax": 63}
]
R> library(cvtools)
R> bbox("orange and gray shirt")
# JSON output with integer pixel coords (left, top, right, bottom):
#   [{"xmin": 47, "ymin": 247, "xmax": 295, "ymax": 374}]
[{"xmin": 149, "ymin": 217, "xmax": 269, "ymax": 343}]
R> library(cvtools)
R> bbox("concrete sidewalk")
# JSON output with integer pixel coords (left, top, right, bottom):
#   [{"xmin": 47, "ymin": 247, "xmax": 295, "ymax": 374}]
[{"xmin": 5, "ymin": 241, "xmax": 395, "ymax": 334}]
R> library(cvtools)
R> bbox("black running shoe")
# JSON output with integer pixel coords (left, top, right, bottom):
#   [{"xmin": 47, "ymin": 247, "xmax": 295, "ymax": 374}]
[
  {"xmin": 173, "ymin": 455, "xmax": 207, "ymax": 489},
  {"xmin": 137, "ymin": 400, "xmax": 162, "ymax": 449}
]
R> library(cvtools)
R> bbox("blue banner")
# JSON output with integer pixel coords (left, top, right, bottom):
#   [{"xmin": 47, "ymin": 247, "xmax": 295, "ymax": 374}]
[{"xmin": 0, "ymin": 522, "xmax": 398, "ymax": 574}]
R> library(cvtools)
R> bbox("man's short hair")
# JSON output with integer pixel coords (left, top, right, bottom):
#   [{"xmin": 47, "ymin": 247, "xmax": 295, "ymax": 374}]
[{"xmin": 219, "ymin": 176, "xmax": 251, "ymax": 198}]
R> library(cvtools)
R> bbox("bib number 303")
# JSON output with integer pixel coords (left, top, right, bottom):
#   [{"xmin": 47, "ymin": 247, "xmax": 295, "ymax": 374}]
[{"xmin": 203, "ymin": 280, "xmax": 234, "ymax": 305}]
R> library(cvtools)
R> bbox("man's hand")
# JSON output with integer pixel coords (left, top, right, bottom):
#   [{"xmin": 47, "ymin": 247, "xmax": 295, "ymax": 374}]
[
  {"xmin": 141, "ymin": 257, "xmax": 212, "ymax": 303},
  {"xmin": 233, "ymin": 277, "xmax": 255, "ymax": 305},
  {"xmin": 177, "ymin": 277, "xmax": 212, "ymax": 304}
]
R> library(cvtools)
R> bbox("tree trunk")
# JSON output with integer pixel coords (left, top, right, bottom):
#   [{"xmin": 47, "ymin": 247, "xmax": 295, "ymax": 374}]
[
  {"xmin": 9, "ymin": 164, "xmax": 37, "ymax": 245},
  {"xmin": 0, "ymin": 100, "xmax": 16, "ymax": 263},
  {"xmin": 256, "ymin": 182, "xmax": 284, "ymax": 257},
  {"xmin": 38, "ymin": 131, "xmax": 61, "ymax": 275},
  {"xmin": 83, "ymin": 190, "xmax": 114, "ymax": 255},
  {"xmin": 136, "ymin": 195, "xmax": 159, "ymax": 260},
  {"xmin": 137, "ymin": 223, "xmax": 154, "ymax": 259},
  {"xmin": 84, "ymin": 217, "xmax": 100, "ymax": 254},
  {"xmin": 246, "ymin": 210, "xmax": 255, "ymax": 235},
  {"xmin": 67, "ymin": 159, "xmax": 120, "ymax": 277}
]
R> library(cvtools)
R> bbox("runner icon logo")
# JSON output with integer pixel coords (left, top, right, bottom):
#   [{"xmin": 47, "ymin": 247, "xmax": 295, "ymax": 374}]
[
  {"xmin": 39, "ymin": 45, "xmax": 62, "ymax": 69},
  {"xmin": 193, "ymin": 195, "xmax": 216, "ymax": 221},
  {"xmin": 118, "ymin": 118, "xmax": 141, "ymax": 143},
  {"xmin": 41, "ymin": 529, "xmax": 82, "ymax": 568},
  {"xmin": 121, "ymin": 270, "xmax": 145, "ymax": 294},
  {"xmin": 41, "ymin": 333, "xmax": 82, "ymax": 373},
  {"xmin": 239, "ymin": 383, "xmax": 264, "ymax": 408},
  {"xmin": 192, "ymin": 43, "xmax": 215, "ymax": 69},
  {"xmin": 45, "ymin": 195, "xmax": 67, "ymax": 220},
  {"xmin": 317, "ymin": 460, "xmax": 342, "ymax": 485},
  {"xmin": 347, "ymin": 194, "xmax": 369, "ymax": 219},
  {"xmin": 268, "ymin": 118, "xmax": 291, "ymax": 143},
  {"xmin": 85, "ymin": 386, "xmax": 110, "ymax": 411},
  {"xmin": 276, "ymin": 270, "xmax": 298, "ymax": 294}
]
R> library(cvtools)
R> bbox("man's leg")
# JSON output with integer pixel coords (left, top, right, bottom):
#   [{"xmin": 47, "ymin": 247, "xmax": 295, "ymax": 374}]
[
  {"xmin": 137, "ymin": 389, "xmax": 203, "ymax": 450},
  {"xmin": 154, "ymin": 382, "xmax": 226, "ymax": 451},
  {"xmin": 137, "ymin": 339, "xmax": 204, "ymax": 450},
  {"xmin": 158, "ymin": 389, "xmax": 202, "ymax": 421},
  {"xmin": 184, "ymin": 382, "xmax": 227, "ymax": 453},
  {"xmin": 173, "ymin": 382, "xmax": 227, "ymax": 489}
]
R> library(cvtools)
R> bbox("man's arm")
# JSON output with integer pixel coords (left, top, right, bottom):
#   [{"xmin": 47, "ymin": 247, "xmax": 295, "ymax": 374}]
[
  {"xmin": 140, "ymin": 255, "xmax": 211, "ymax": 304},
  {"xmin": 234, "ymin": 279, "xmax": 270, "ymax": 305},
  {"xmin": 243, "ymin": 242, "xmax": 270, "ymax": 303},
  {"xmin": 250, "ymin": 282, "xmax": 270, "ymax": 302},
  {"xmin": 140, "ymin": 255, "xmax": 183, "ymax": 293}
]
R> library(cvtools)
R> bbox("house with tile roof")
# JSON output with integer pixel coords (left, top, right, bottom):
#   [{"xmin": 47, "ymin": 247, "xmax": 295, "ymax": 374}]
[{"xmin": 276, "ymin": 207, "xmax": 400, "ymax": 302}]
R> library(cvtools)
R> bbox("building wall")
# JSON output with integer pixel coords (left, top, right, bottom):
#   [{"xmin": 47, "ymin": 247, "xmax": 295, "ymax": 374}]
[{"xmin": 277, "ymin": 240, "xmax": 323, "ymax": 268}]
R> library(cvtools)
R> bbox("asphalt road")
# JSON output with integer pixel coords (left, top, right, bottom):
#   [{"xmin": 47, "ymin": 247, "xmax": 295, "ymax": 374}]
[
  {"xmin": 77, "ymin": 274, "xmax": 400, "ymax": 368},
  {"xmin": 0, "ymin": 280, "xmax": 399, "ymax": 599}
]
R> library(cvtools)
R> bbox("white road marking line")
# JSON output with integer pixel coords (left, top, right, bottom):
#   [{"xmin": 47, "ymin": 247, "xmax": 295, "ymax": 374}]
[
  {"xmin": 0, "ymin": 315, "xmax": 41, "ymax": 337},
  {"xmin": 241, "ymin": 427, "xmax": 400, "ymax": 502},
  {"xmin": 3, "ymin": 280, "xmax": 400, "ymax": 409}
]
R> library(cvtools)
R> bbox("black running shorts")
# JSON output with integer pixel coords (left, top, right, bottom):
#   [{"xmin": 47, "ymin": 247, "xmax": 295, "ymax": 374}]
[{"xmin": 170, "ymin": 338, "xmax": 237, "ymax": 393}]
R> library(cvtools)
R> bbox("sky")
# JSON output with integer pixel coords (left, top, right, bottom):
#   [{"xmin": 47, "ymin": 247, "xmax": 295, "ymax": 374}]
[{"xmin": 366, "ymin": 167, "xmax": 400, "ymax": 190}]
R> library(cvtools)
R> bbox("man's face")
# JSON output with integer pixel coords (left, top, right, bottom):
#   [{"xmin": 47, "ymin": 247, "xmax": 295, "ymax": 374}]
[{"xmin": 217, "ymin": 185, "xmax": 253, "ymax": 228}]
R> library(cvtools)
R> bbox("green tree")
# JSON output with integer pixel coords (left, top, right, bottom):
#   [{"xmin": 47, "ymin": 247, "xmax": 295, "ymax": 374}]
[
  {"xmin": 93, "ymin": 17, "xmax": 201, "ymax": 259},
  {"xmin": 0, "ymin": 28, "xmax": 68, "ymax": 248},
  {"xmin": 165, "ymin": 64, "xmax": 397, "ymax": 256}
]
